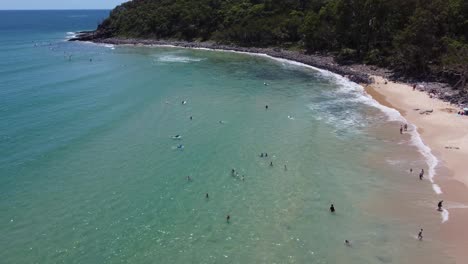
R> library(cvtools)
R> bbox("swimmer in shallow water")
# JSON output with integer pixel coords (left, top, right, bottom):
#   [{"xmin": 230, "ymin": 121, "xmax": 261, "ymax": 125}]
[
  {"xmin": 437, "ymin": 200, "xmax": 443, "ymax": 211},
  {"xmin": 418, "ymin": 229, "xmax": 423, "ymax": 241},
  {"xmin": 344, "ymin": 240, "xmax": 351, "ymax": 246}
]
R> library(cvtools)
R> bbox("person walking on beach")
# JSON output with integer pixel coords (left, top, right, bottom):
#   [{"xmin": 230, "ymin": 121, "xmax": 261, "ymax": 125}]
[
  {"xmin": 400, "ymin": 125, "xmax": 403, "ymax": 134},
  {"xmin": 418, "ymin": 229, "xmax": 423, "ymax": 241},
  {"xmin": 404, "ymin": 124, "xmax": 408, "ymax": 131},
  {"xmin": 410, "ymin": 168, "xmax": 413, "ymax": 173},
  {"xmin": 413, "ymin": 84, "xmax": 416, "ymax": 91},
  {"xmin": 438, "ymin": 200, "xmax": 443, "ymax": 211},
  {"xmin": 330, "ymin": 204, "xmax": 335, "ymax": 213},
  {"xmin": 419, "ymin": 169, "xmax": 424, "ymax": 180}
]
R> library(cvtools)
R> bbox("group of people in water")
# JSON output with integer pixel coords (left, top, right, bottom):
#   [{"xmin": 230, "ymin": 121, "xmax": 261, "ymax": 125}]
[{"xmin": 399, "ymin": 124, "xmax": 408, "ymax": 134}]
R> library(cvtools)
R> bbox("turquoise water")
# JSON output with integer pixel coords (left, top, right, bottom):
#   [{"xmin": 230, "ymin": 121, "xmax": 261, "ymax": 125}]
[{"xmin": 0, "ymin": 11, "xmax": 453, "ymax": 264}]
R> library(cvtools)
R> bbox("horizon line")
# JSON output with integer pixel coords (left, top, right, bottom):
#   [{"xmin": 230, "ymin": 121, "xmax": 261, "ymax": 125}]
[{"xmin": 0, "ymin": 9, "xmax": 112, "ymax": 11}]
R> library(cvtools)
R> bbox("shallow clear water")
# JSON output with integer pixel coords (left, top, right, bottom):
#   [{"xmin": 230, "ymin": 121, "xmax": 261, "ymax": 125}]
[{"xmin": 0, "ymin": 11, "xmax": 453, "ymax": 264}]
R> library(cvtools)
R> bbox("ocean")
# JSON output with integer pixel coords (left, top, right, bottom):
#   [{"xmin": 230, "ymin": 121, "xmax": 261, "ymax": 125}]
[{"xmin": 0, "ymin": 10, "xmax": 453, "ymax": 263}]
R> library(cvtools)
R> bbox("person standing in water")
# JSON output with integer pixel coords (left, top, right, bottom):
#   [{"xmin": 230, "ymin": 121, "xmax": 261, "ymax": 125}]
[
  {"xmin": 265, "ymin": 105, "xmax": 269, "ymax": 110},
  {"xmin": 270, "ymin": 161, "xmax": 273, "ymax": 167},
  {"xmin": 330, "ymin": 204, "xmax": 335, "ymax": 213},
  {"xmin": 284, "ymin": 164, "xmax": 287, "ymax": 171},
  {"xmin": 226, "ymin": 215, "xmax": 231, "ymax": 223},
  {"xmin": 206, "ymin": 193, "xmax": 209, "ymax": 199},
  {"xmin": 418, "ymin": 229, "xmax": 423, "ymax": 241},
  {"xmin": 437, "ymin": 200, "xmax": 443, "ymax": 211}
]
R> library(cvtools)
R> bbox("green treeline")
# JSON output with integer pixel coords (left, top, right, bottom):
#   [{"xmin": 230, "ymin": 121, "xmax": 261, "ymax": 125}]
[{"xmin": 98, "ymin": 0, "xmax": 467, "ymax": 83}]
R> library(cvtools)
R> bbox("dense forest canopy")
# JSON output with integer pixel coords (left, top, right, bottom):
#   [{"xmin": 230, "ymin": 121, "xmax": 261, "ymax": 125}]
[{"xmin": 96, "ymin": 0, "xmax": 467, "ymax": 85}]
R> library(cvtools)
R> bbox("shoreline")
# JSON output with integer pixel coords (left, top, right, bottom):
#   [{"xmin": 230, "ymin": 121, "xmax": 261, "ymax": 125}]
[
  {"xmin": 75, "ymin": 36, "xmax": 468, "ymax": 262},
  {"xmin": 365, "ymin": 77, "xmax": 468, "ymax": 263}
]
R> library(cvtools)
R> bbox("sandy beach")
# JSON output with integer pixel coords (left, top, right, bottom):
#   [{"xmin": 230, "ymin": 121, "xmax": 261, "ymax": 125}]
[{"xmin": 365, "ymin": 76, "xmax": 468, "ymax": 263}]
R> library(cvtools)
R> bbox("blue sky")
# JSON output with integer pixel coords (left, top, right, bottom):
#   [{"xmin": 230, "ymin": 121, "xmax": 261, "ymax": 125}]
[{"xmin": 0, "ymin": 0, "xmax": 129, "ymax": 10}]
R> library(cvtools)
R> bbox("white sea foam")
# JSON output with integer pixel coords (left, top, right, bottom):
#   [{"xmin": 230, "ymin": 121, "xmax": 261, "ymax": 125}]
[
  {"xmin": 441, "ymin": 209, "xmax": 449, "ymax": 223},
  {"xmin": 104, "ymin": 44, "xmax": 115, "ymax": 50},
  {"xmin": 65, "ymin": 32, "xmax": 77, "ymax": 40},
  {"xmin": 155, "ymin": 55, "xmax": 205, "ymax": 63}
]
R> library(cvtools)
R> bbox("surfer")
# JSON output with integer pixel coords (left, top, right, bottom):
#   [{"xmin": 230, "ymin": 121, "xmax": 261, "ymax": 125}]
[
  {"xmin": 190, "ymin": 116, "xmax": 193, "ymax": 120},
  {"xmin": 232, "ymin": 169, "xmax": 235, "ymax": 175},
  {"xmin": 173, "ymin": 135, "xmax": 182, "ymax": 140},
  {"xmin": 418, "ymin": 229, "xmax": 423, "ymax": 241},
  {"xmin": 265, "ymin": 105, "xmax": 269, "ymax": 110},
  {"xmin": 182, "ymin": 100, "xmax": 187, "ymax": 105},
  {"xmin": 437, "ymin": 200, "xmax": 443, "ymax": 211},
  {"xmin": 344, "ymin": 240, "xmax": 351, "ymax": 246},
  {"xmin": 330, "ymin": 204, "xmax": 335, "ymax": 213}
]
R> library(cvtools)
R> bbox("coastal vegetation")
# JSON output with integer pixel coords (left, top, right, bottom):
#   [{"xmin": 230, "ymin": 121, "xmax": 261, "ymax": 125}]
[{"xmin": 94, "ymin": 0, "xmax": 467, "ymax": 88}]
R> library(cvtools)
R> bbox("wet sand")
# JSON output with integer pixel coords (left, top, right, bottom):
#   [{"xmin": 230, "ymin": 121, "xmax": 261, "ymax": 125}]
[{"xmin": 365, "ymin": 76, "xmax": 468, "ymax": 263}]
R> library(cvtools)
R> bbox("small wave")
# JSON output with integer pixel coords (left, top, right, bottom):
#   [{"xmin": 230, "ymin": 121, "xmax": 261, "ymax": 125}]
[
  {"xmin": 65, "ymin": 32, "xmax": 77, "ymax": 40},
  {"xmin": 441, "ymin": 209, "xmax": 449, "ymax": 223},
  {"xmin": 155, "ymin": 55, "xmax": 205, "ymax": 63},
  {"xmin": 104, "ymin": 44, "xmax": 115, "ymax": 50}
]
